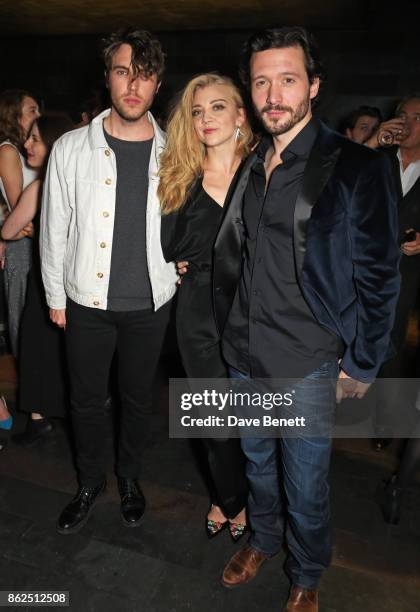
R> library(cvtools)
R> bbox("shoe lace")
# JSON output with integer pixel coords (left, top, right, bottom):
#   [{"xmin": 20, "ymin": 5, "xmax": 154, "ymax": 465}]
[{"xmin": 74, "ymin": 486, "xmax": 101, "ymax": 503}]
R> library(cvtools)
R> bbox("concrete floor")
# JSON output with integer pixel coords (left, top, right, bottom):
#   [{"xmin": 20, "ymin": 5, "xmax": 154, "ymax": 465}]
[{"xmin": 0, "ymin": 354, "xmax": 419, "ymax": 612}]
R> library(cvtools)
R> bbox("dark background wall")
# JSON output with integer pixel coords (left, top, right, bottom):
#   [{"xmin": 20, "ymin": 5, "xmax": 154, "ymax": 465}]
[{"xmin": 0, "ymin": 25, "xmax": 418, "ymax": 129}]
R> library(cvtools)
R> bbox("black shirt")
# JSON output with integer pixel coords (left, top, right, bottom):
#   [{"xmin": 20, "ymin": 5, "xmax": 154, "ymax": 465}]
[
  {"xmin": 104, "ymin": 129, "xmax": 153, "ymax": 311},
  {"xmin": 222, "ymin": 118, "xmax": 341, "ymax": 378}
]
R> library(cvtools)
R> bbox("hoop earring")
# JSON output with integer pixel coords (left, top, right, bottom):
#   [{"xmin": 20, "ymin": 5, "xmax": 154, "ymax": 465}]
[{"xmin": 234, "ymin": 127, "xmax": 242, "ymax": 142}]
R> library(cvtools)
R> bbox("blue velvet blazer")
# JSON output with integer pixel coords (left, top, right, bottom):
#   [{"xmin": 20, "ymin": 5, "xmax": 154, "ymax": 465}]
[{"xmin": 213, "ymin": 122, "xmax": 401, "ymax": 382}]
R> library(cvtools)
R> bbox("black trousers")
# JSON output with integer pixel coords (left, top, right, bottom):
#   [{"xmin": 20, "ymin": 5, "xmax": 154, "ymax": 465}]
[
  {"xmin": 66, "ymin": 299, "xmax": 171, "ymax": 487},
  {"xmin": 176, "ymin": 271, "xmax": 248, "ymax": 518}
]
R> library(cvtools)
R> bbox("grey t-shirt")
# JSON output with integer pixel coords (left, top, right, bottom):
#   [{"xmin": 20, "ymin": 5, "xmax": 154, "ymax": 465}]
[{"xmin": 104, "ymin": 129, "xmax": 153, "ymax": 311}]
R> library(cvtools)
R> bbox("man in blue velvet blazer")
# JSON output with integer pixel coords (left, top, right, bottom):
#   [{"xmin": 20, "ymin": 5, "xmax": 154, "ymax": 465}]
[{"xmin": 214, "ymin": 27, "xmax": 400, "ymax": 610}]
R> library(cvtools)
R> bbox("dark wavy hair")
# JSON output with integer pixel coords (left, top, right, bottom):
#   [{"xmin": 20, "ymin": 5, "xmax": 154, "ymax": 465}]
[
  {"xmin": 339, "ymin": 105, "xmax": 382, "ymax": 134},
  {"xmin": 102, "ymin": 28, "xmax": 165, "ymax": 81},
  {"xmin": 239, "ymin": 26, "xmax": 324, "ymax": 89},
  {"xmin": 0, "ymin": 89, "xmax": 36, "ymax": 147}
]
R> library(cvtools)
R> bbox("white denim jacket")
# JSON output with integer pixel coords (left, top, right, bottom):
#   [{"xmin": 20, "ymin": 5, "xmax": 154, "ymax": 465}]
[{"xmin": 40, "ymin": 109, "xmax": 177, "ymax": 311}]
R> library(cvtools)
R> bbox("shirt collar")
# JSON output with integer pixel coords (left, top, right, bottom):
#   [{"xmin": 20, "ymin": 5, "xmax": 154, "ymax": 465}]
[
  {"xmin": 88, "ymin": 109, "xmax": 166, "ymax": 153},
  {"xmin": 397, "ymin": 147, "xmax": 420, "ymax": 169},
  {"xmin": 255, "ymin": 117, "xmax": 319, "ymax": 165}
]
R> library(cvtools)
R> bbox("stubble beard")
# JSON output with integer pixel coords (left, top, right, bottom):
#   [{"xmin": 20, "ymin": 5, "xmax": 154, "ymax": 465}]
[
  {"xmin": 257, "ymin": 96, "xmax": 310, "ymax": 136},
  {"xmin": 111, "ymin": 95, "xmax": 148, "ymax": 123}
]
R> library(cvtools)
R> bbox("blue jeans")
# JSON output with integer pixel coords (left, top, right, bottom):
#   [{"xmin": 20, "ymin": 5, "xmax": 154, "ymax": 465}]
[{"xmin": 230, "ymin": 361, "xmax": 338, "ymax": 590}]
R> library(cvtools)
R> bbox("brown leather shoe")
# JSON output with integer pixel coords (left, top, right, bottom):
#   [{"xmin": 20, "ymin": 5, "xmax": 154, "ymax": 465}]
[
  {"xmin": 221, "ymin": 544, "xmax": 270, "ymax": 588},
  {"xmin": 284, "ymin": 585, "xmax": 318, "ymax": 611}
]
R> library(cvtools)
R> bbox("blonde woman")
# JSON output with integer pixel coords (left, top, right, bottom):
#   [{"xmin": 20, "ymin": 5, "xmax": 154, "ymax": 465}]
[{"xmin": 160, "ymin": 74, "xmax": 253, "ymax": 540}]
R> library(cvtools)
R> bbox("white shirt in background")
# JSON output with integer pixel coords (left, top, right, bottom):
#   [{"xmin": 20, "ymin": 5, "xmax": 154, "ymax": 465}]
[{"xmin": 397, "ymin": 148, "xmax": 420, "ymax": 196}]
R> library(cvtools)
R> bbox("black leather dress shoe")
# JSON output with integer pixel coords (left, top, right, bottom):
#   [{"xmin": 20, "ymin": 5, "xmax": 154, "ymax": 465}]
[
  {"xmin": 117, "ymin": 477, "xmax": 146, "ymax": 527},
  {"xmin": 13, "ymin": 418, "xmax": 54, "ymax": 447},
  {"xmin": 56, "ymin": 482, "xmax": 106, "ymax": 534}
]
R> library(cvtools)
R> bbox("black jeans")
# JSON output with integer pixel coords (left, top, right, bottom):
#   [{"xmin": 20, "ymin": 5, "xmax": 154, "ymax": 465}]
[{"xmin": 66, "ymin": 299, "xmax": 171, "ymax": 487}]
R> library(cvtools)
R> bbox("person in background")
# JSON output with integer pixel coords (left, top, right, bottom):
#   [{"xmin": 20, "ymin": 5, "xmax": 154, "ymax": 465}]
[
  {"xmin": 0, "ymin": 89, "xmax": 40, "ymax": 430},
  {"xmin": 365, "ymin": 96, "xmax": 420, "ymax": 450},
  {"xmin": 160, "ymin": 73, "xmax": 252, "ymax": 541},
  {"xmin": 0, "ymin": 192, "xmax": 9, "ymax": 355},
  {"xmin": 70, "ymin": 97, "xmax": 102, "ymax": 128},
  {"xmin": 340, "ymin": 105, "xmax": 382, "ymax": 145},
  {"xmin": 361, "ymin": 95, "xmax": 420, "ymax": 522},
  {"xmin": 0, "ymin": 191, "xmax": 9, "ymax": 445},
  {"xmin": 378, "ymin": 420, "xmax": 420, "ymax": 524},
  {"xmin": 2, "ymin": 114, "xmax": 73, "ymax": 445}
]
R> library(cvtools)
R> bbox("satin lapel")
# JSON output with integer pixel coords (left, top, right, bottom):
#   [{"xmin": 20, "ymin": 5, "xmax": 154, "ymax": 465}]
[
  {"xmin": 214, "ymin": 152, "xmax": 256, "ymax": 250},
  {"xmin": 293, "ymin": 143, "xmax": 342, "ymax": 280}
]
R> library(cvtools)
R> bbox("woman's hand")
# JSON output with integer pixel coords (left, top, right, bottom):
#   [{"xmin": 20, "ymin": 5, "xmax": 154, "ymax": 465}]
[
  {"xmin": 176, "ymin": 260, "xmax": 189, "ymax": 285},
  {"xmin": 9, "ymin": 222, "xmax": 34, "ymax": 240},
  {"xmin": 20, "ymin": 222, "xmax": 34, "ymax": 238}
]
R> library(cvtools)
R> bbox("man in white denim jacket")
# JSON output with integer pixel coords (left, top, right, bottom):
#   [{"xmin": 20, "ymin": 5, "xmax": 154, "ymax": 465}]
[{"xmin": 40, "ymin": 28, "xmax": 177, "ymax": 534}]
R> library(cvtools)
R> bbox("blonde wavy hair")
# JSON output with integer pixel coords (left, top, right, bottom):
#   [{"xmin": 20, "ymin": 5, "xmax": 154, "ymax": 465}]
[{"xmin": 158, "ymin": 73, "xmax": 253, "ymax": 214}]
